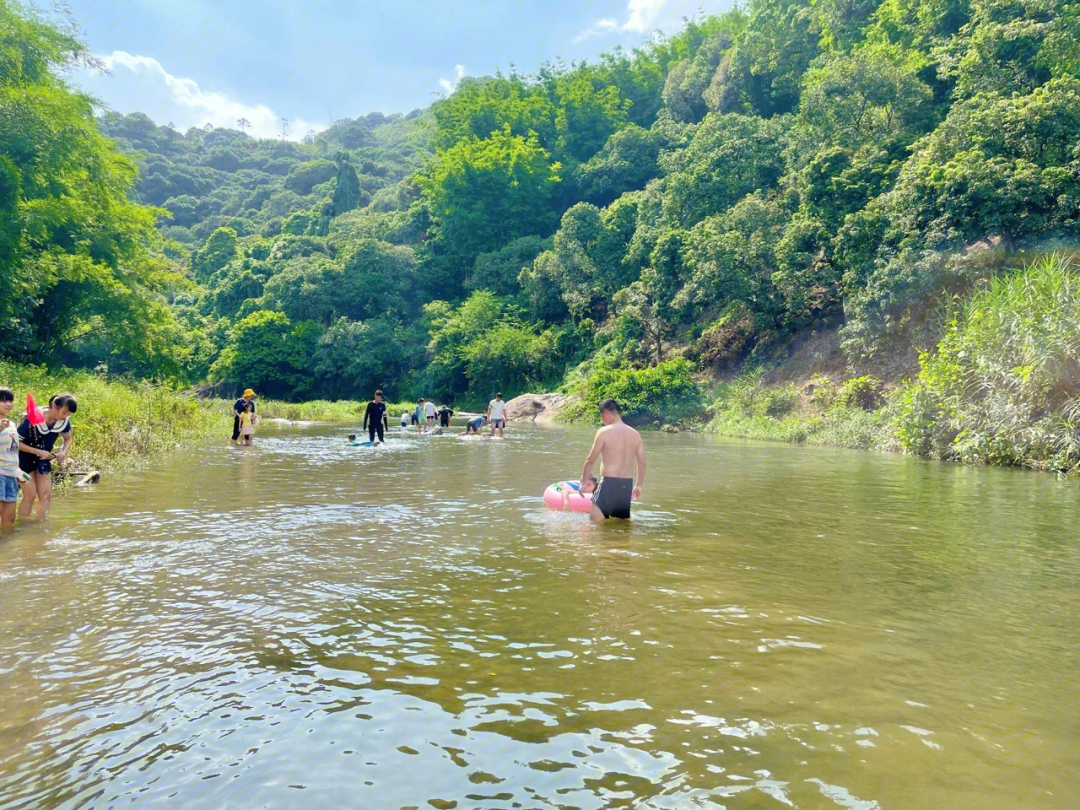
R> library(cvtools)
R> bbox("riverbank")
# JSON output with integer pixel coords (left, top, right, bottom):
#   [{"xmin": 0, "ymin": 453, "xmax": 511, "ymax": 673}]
[
  {"xmin": 0, "ymin": 363, "xmax": 219, "ymax": 476},
  {"xmin": 555, "ymin": 255, "xmax": 1080, "ymax": 474}
]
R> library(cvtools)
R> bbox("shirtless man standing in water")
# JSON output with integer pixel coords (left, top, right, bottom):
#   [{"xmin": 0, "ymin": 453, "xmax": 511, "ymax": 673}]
[{"xmin": 580, "ymin": 399, "xmax": 646, "ymax": 524}]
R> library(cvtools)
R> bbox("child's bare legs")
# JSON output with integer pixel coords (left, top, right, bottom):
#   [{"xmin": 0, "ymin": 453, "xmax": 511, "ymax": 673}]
[
  {"xmin": 33, "ymin": 471, "xmax": 53, "ymax": 518},
  {"xmin": 18, "ymin": 476, "xmax": 37, "ymax": 520},
  {"xmin": 0, "ymin": 500, "xmax": 15, "ymax": 532}
]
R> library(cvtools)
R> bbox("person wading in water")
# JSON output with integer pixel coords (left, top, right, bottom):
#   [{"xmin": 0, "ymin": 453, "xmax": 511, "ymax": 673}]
[
  {"xmin": 580, "ymin": 399, "xmax": 646, "ymax": 524},
  {"xmin": 231, "ymin": 389, "xmax": 256, "ymax": 444},
  {"xmin": 363, "ymin": 390, "xmax": 389, "ymax": 444}
]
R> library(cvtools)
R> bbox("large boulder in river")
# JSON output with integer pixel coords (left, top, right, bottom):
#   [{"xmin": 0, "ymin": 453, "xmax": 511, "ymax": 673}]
[{"xmin": 505, "ymin": 393, "xmax": 576, "ymax": 424}]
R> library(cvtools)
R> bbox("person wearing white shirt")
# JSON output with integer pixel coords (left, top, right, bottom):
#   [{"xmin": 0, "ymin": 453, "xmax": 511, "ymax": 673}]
[
  {"xmin": 424, "ymin": 399, "xmax": 437, "ymax": 430},
  {"xmin": 487, "ymin": 392, "xmax": 508, "ymax": 437}
]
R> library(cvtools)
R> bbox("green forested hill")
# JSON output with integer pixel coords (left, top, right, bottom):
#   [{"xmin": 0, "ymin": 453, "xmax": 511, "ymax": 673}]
[{"xmin": 6, "ymin": 0, "xmax": 1080, "ymax": 410}]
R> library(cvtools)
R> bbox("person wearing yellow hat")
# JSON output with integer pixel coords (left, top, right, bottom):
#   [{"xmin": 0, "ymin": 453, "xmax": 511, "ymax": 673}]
[{"xmin": 231, "ymin": 389, "xmax": 257, "ymax": 444}]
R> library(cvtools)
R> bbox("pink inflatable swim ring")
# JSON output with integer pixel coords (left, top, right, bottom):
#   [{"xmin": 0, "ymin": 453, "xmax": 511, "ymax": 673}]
[{"xmin": 543, "ymin": 482, "xmax": 593, "ymax": 513}]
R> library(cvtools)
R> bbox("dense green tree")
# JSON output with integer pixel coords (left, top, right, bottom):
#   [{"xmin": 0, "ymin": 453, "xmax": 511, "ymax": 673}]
[
  {"xmin": 285, "ymin": 160, "xmax": 337, "ymax": 195},
  {"xmin": 336, "ymin": 239, "xmax": 419, "ymax": 322},
  {"xmin": 418, "ymin": 126, "xmax": 561, "ymax": 285},
  {"xmin": 191, "ymin": 227, "xmax": 238, "ymax": 279},
  {"xmin": 709, "ymin": 0, "xmax": 822, "ymax": 116},
  {"xmin": 0, "ymin": 1, "xmax": 189, "ymax": 370},
  {"xmin": 424, "ymin": 291, "xmax": 505, "ymax": 398},
  {"xmin": 460, "ymin": 319, "xmax": 559, "ymax": 400},
  {"xmin": 576, "ymin": 125, "xmax": 662, "ymax": 207},
  {"xmin": 468, "ymin": 235, "xmax": 549, "ymax": 297},
  {"xmin": 796, "ymin": 43, "xmax": 933, "ymax": 149},
  {"xmin": 260, "ymin": 256, "xmax": 338, "ymax": 324},
  {"xmin": 330, "ymin": 155, "xmax": 364, "ymax": 216},
  {"xmin": 660, "ymin": 113, "xmax": 788, "ymax": 227},
  {"xmin": 663, "ymin": 25, "xmax": 742, "ymax": 123},
  {"xmin": 681, "ymin": 193, "xmax": 788, "ymax": 318},
  {"xmin": 314, "ymin": 316, "xmax": 404, "ymax": 399},
  {"xmin": 211, "ymin": 310, "xmax": 321, "ymax": 398}
]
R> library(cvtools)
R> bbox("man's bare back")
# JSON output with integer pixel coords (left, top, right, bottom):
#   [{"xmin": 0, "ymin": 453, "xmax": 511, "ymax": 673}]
[{"xmin": 580, "ymin": 401, "xmax": 646, "ymax": 523}]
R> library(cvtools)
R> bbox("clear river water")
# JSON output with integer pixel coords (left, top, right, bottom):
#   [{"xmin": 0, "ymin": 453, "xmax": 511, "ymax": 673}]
[{"xmin": 0, "ymin": 420, "xmax": 1077, "ymax": 809}]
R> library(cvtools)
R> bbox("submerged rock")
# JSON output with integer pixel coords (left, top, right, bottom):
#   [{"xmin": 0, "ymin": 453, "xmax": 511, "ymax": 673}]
[{"xmin": 504, "ymin": 393, "xmax": 576, "ymax": 423}]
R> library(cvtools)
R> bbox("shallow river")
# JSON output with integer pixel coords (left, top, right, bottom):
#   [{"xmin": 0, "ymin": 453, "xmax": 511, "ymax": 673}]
[{"xmin": 0, "ymin": 421, "xmax": 1077, "ymax": 809}]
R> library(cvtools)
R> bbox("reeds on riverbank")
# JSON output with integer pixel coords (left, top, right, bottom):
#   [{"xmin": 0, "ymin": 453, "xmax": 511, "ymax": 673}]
[{"xmin": 0, "ymin": 363, "xmax": 219, "ymax": 474}]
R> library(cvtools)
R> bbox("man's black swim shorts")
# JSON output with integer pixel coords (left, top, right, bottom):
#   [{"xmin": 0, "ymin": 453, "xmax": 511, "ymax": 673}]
[{"xmin": 593, "ymin": 476, "xmax": 633, "ymax": 519}]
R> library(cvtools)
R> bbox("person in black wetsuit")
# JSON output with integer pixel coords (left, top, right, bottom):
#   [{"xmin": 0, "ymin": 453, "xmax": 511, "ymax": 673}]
[
  {"xmin": 363, "ymin": 390, "xmax": 389, "ymax": 443},
  {"xmin": 437, "ymin": 405, "xmax": 454, "ymax": 428}
]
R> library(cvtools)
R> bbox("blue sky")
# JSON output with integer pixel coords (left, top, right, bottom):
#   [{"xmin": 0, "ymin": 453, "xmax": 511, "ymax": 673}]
[{"xmin": 69, "ymin": 0, "xmax": 734, "ymax": 139}]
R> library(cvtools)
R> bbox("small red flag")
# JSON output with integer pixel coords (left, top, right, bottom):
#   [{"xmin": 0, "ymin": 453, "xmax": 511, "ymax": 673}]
[{"xmin": 26, "ymin": 393, "xmax": 45, "ymax": 426}]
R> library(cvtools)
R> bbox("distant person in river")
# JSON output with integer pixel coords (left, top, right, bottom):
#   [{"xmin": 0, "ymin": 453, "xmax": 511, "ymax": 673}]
[
  {"xmin": 437, "ymin": 404, "xmax": 454, "ymax": 428},
  {"xmin": 487, "ymin": 392, "xmax": 508, "ymax": 437},
  {"xmin": 400, "ymin": 410, "xmax": 410, "ymax": 428},
  {"xmin": 424, "ymin": 398, "xmax": 437, "ymax": 430},
  {"xmin": 580, "ymin": 399, "xmax": 645, "ymax": 524},
  {"xmin": 238, "ymin": 402, "xmax": 254, "ymax": 445},
  {"xmin": 0, "ymin": 388, "xmax": 21, "ymax": 531},
  {"xmin": 363, "ymin": 390, "xmax": 388, "ymax": 444},
  {"xmin": 231, "ymin": 389, "xmax": 256, "ymax": 444},
  {"xmin": 462, "ymin": 415, "xmax": 486, "ymax": 435},
  {"xmin": 412, "ymin": 400, "xmax": 424, "ymax": 433},
  {"xmin": 18, "ymin": 393, "xmax": 76, "ymax": 520},
  {"xmin": 554, "ymin": 475, "xmax": 598, "ymax": 511}
]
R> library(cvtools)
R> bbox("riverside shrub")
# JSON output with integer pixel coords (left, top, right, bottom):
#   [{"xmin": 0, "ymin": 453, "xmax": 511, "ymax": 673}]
[{"xmin": 560, "ymin": 359, "xmax": 705, "ymax": 426}]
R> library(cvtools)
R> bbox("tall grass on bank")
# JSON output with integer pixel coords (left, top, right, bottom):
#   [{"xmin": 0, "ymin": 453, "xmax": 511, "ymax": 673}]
[
  {"xmin": 894, "ymin": 253, "xmax": 1080, "ymax": 471},
  {"xmin": 256, "ymin": 399, "xmax": 418, "ymax": 422},
  {"xmin": 0, "ymin": 363, "xmax": 219, "ymax": 473},
  {"xmin": 706, "ymin": 371, "xmax": 888, "ymax": 449}
]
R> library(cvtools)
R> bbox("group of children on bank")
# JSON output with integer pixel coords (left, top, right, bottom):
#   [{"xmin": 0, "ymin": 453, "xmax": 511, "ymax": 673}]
[{"xmin": 0, "ymin": 389, "xmax": 77, "ymax": 531}]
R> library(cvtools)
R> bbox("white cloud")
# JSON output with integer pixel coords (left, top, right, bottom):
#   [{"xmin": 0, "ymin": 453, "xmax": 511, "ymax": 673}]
[
  {"xmin": 439, "ymin": 64, "xmax": 467, "ymax": 94},
  {"xmin": 624, "ymin": 0, "xmax": 671, "ymax": 32},
  {"xmin": 577, "ymin": 0, "xmax": 734, "ymax": 42},
  {"xmin": 83, "ymin": 51, "xmax": 324, "ymax": 140}
]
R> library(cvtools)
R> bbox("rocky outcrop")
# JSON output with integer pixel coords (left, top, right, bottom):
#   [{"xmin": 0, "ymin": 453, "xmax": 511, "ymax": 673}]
[{"xmin": 504, "ymin": 392, "xmax": 576, "ymax": 424}]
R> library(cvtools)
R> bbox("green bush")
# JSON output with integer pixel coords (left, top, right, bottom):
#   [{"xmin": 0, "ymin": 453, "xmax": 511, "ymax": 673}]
[
  {"xmin": 560, "ymin": 358, "xmax": 706, "ymax": 426},
  {"xmin": 838, "ymin": 376, "xmax": 882, "ymax": 410},
  {"xmin": 759, "ymin": 385, "xmax": 800, "ymax": 417},
  {"xmin": 807, "ymin": 376, "xmax": 839, "ymax": 410}
]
